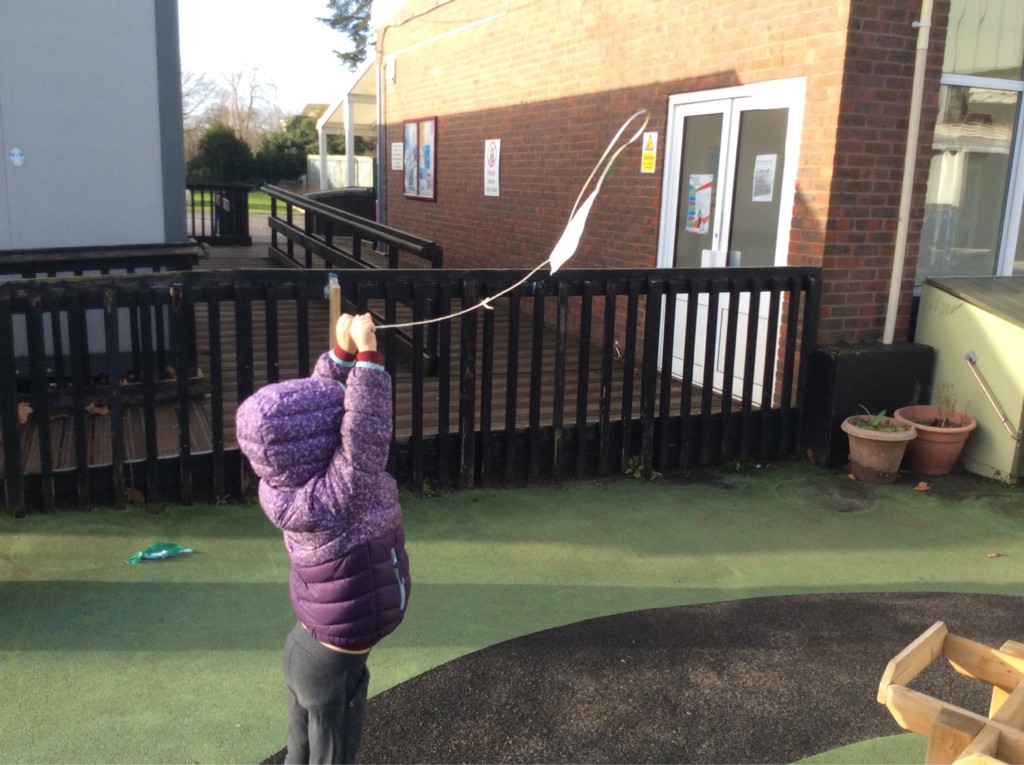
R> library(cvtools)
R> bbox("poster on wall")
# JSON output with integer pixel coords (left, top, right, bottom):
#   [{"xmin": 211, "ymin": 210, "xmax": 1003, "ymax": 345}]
[
  {"xmin": 686, "ymin": 174, "xmax": 713, "ymax": 234},
  {"xmin": 403, "ymin": 117, "xmax": 437, "ymax": 200},
  {"xmin": 752, "ymin": 154, "xmax": 777, "ymax": 202}
]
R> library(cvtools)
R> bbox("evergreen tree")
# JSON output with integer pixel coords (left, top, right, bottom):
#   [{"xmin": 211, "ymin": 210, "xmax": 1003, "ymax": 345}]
[
  {"xmin": 319, "ymin": 0, "xmax": 372, "ymax": 71},
  {"xmin": 186, "ymin": 122, "xmax": 253, "ymax": 182},
  {"xmin": 254, "ymin": 116, "xmax": 318, "ymax": 184}
]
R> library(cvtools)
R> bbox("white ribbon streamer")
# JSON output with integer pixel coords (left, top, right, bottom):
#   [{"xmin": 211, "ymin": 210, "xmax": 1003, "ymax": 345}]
[{"xmin": 373, "ymin": 108, "xmax": 650, "ymax": 330}]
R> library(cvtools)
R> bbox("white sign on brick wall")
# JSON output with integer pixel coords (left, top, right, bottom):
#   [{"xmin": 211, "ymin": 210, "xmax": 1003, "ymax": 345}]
[{"xmin": 484, "ymin": 139, "xmax": 500, "ymax": 196}]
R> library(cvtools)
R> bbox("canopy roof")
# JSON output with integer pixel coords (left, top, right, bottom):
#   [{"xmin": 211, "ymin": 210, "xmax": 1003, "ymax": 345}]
[{"xmin": 316, "ymin": 55, "xmax": 376, "ymax": 139}]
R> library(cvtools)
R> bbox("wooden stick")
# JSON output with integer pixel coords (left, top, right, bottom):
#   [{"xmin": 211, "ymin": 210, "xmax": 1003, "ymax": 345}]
[{"xmin": 328, "ymin": 273, "xmax": 341, "ymax": 347}]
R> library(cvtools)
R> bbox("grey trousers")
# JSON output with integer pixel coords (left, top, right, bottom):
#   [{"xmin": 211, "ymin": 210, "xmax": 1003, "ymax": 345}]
[{"xmin": 283, "ymin": 622, "xmax": 371, "ymax": 765}]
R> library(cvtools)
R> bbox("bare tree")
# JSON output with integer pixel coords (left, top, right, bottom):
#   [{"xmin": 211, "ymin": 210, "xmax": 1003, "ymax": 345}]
[
  {"xmin": 181, "ymin": 71, "xmax": 219, "ymax": 162},
  {"xmin": 218, "ymin": 68, "xmax": 283, "ymax": 150},
  {"xmin": 181, "ymin": 67, "xmax": 286, "ymax": 163}
]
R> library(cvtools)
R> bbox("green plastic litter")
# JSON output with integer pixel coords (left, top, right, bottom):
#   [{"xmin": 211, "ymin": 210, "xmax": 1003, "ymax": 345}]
[{"xmin": 126, "ymin": 541, "xmax": 195, "ymax": 565}]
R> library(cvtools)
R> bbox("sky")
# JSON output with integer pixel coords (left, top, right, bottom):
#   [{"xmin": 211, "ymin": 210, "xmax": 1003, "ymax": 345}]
[{"xmin": 176, "ymin": 0, "xmax": 356, "ymax": 116}]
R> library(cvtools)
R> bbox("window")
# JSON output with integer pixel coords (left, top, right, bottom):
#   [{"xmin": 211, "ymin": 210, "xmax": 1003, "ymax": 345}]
[{"xmin": 916, "ymin": 0, "xmax": 1024, "ymax": 287}]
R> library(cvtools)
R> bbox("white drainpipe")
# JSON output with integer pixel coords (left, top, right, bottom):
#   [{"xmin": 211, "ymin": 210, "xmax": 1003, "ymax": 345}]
[{"xmin": 883, "ymin": 0, "xmax": 934, "ymax": 344}]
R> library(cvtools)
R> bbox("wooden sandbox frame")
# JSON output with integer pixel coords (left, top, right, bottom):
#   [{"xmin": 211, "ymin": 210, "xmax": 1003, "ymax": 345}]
[{"xmin": 878, "ymin": 621, "xmax": 1024, "ymax": 764}]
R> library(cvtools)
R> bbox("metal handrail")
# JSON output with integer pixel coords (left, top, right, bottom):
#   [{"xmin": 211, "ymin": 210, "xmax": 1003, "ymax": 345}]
[{"xmin": 964, "ymin": 351, "xmax": 1022, "ymax": 441}]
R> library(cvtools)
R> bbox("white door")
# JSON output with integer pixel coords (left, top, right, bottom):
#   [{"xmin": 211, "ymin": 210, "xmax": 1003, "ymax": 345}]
[{"xmin": 657, "ymin": 79, "xmax": 805, "ymax": 403}]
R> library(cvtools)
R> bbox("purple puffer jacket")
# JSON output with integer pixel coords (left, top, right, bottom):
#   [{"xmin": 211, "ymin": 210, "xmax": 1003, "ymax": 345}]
[{"xmin": 235, "ymin": 348, "xmax": 410, "ymax": 649}]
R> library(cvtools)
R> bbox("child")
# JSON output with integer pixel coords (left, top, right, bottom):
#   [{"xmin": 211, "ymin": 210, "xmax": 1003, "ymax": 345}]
[{"xmin": 236, "ymin": 312, "xmax": 410, "ymax": 764}]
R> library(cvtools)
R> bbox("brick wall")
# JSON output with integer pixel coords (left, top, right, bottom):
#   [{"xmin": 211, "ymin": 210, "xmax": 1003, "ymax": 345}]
[
  {"xmin": 376, "ymin": 0, "xmax": 945, "ymax": 344},
  {"xmin": 817, "ymin": 0, "xmax": 948, "ymax": 341}
]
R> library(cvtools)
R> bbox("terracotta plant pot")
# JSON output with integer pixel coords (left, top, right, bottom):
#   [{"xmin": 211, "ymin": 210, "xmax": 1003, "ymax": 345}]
[
  {"xmin": 893, "ymin": 405, "xmax": 977, "ymax": 475},
  {"xmin": 841, "ymin": 415, "xmax": 917, "ymax": 484}
]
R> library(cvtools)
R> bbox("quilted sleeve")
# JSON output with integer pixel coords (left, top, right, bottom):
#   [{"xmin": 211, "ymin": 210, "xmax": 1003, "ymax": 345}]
[
  {"xmin": 313, "ymin": 346, "xmax": 356, "ymax": 386},
  {"xmin": 312, "ymin": 352, "xmax": 395, "ymax": 525}
]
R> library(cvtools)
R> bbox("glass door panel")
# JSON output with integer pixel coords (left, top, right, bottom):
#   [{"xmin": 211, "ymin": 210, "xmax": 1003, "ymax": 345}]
[
  {"xmin": 727, "ymin": 108, "xmax": 788, "ymax": 268},
  {"xmin": 673, "ymin": 112, "xmax": 725, "ymax": 268}
]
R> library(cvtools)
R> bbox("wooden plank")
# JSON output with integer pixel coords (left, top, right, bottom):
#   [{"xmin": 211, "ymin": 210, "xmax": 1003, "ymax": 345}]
[
  {"xmin": 992, "ymin": 641, "xmax": 1024, "ymax": 717},
  {"xmin": 990, "ymin": 682, "xmax": 1024, "ymax": 728},
  {"xmin": 478, "ymin": 277, "xmax": 496, "ymax": 485},
  {"xmin": 952, "ymin": 754, "xmax": 1004, "ymax": 765},
  {"xmin": 885, "ymin": 685, "xmax": 1024, "ymax": 763},
  {"xmin": 878, "ymin": 621, "xmax": 949, "ymax": 703},
  {"xmin": 27, "ymin": 298, "xmax": 55, "ymax": 509},
  {"xmin": 1, "ymin": 293, "xmax": 25, "ymax": 513},
  {"xmin": 503, "ymin": 292, "xmax": 521, "ymax": 483},
  {"xmin": 458, "ymin": 280, "xmax": 478, "ymax": 489},
  {"xmin": 945, "ymin": 634, "xmax": 1024, "ymax": 694},
  {"xmin": 138, "ymin": 292, "xmax": 160, "ymax": 501},
  {"xmin": 598, "ymin": 284, "xmax": 615, "ymax": 475},
  {"xmin": 328, "ymin": 273, "xmax": 341, "ymax": 346},
  {"xmin": 954, "ymin": 726, "xmax": 1001, "ymax": 764},
  {"xmin": 926, "ymin": 708, "xmax": 986, "ymax": 765},
  {"xmin": 103, "ymin": 289, "xmax": 126, "ymax": 509},
  {"xmin": 575, "ymin": 281, "xmax": 594, "ymax": 480}
]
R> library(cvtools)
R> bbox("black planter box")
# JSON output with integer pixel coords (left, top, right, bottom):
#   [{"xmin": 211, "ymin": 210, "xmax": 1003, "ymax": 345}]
[{"xmin": 804, "ymin": 342, "xmax": 935, "ymax": 467}]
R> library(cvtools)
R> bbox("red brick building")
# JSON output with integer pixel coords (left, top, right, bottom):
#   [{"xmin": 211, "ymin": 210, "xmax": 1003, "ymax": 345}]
[{"xmin": 372, "ymin": 0, "xmax": 1023, "ymax": 345}]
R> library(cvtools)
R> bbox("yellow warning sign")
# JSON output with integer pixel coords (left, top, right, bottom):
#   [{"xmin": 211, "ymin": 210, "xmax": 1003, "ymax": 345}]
[{"xmin": 641, "ymin": 131, "xmax": 657, "ymax": 174}]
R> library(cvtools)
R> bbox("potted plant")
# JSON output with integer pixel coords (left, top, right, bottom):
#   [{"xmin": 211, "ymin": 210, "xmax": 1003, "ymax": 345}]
[
  {"xmin": 841, "ymin": 408, "xmax": 917, "ymax": 484},
  {"xmin": 894, "ymin": 384, "xmax": 976, "ymax": 475}
]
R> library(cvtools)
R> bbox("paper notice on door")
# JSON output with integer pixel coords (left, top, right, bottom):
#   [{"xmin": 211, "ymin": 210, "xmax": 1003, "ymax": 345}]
[
  {"xmin": 686, "ymin": 174, "xmax": 713, "ymax": 234},
  {"xmin": 752, "ymin": 154, "xmax": 776, "ymax": 202}
]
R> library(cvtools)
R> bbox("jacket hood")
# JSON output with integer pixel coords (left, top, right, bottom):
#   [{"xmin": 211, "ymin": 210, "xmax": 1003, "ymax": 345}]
[{"xmin": 236, "ymin": 376, "xmax": 345, "ymax": 487}]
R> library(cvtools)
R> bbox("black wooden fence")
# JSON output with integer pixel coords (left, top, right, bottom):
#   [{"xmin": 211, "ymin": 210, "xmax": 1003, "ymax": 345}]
[
  {"xmin": 185, "ymin": 181, "xmax": 253, "ymax": 246},
  {"xmin": 0, "ymin": 266, "xmax": 820, "ymax": 514}
]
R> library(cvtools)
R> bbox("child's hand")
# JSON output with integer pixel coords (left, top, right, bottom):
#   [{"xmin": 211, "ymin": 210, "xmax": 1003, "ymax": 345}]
[
  {"xmin": 335, "ymin": 314, "xmax": 356, "ymax": 354},
  {"xmin": 349, "ymin": 313, "xmax": 377, "ymax": 353}
]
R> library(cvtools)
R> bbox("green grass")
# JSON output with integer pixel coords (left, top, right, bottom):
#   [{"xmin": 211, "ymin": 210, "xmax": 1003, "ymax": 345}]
[
  {"xmin": 185, "ymin": 189, "xmax": 277, "ymax": 215},
  {"xmin": 247, "ymin": 190, "xmax": 273, "ymax": 214}
]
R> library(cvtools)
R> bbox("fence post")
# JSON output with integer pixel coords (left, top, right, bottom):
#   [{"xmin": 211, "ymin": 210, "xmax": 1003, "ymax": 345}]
[
  {"xmin": 458, "ymin": 278, "xmax": 478, "ymax": 489},
  {"xmin": 170, "ymin": 283, "xmax": 193, "ymax": 504},
  {"xmin": 102, "ymin": 289, "xmax": 126, "ymax": 509},
  {"xmin": 0, "ymin": 293, "xmax": 25, "ymax": 515},
  {"xmin": 67, "ymin": 291, "xmax": 91, "ymax": 508},
  {"xmin": 640, "ymin": 277, "xmax": 663, "ymax": 476},
  {"xmin": 552, "ymin": 282, "xmax": 569, "ymax": 481},
  {"xmin": 27, "ymin": 296, "xmax": 56, "ymax": 509}
]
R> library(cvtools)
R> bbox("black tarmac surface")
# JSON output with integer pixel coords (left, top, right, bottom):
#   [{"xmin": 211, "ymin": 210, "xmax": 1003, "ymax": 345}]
[{"xmin": 264, "ymin": 592, "xmax": 1024, "ymax": 764}]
